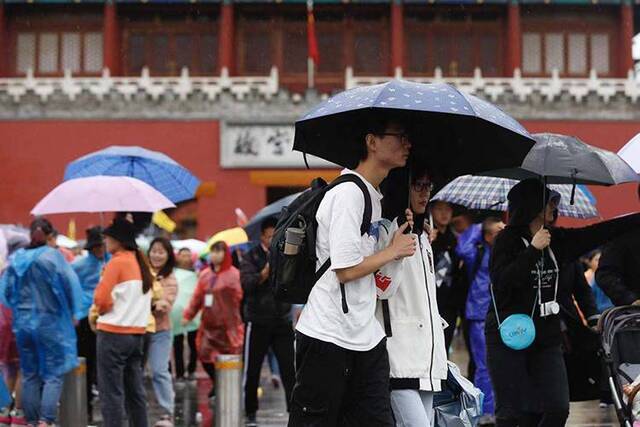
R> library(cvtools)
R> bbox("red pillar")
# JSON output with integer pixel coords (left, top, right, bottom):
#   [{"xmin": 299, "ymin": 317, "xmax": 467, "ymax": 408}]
[
  {"xmin": 103, "ymin": 0, "xmax": 120, "ymax": 75},
  {"xmin": 619, "ymin": 1, "xmax": 634, "ymax": 77},
  {"xmin": 391, "ymin": 0, "xmax": 404, "ymax": 74},
  {"xmin": 219, "ymin": 0, "xmax": 235, "ymax": 75},
  {"xmin": 0, "ymin": 3, "xmax": 7, "ymax": 77},
  {"xmin": 505, "ymin": 1, "xmax": 521, "ymax": 76}
]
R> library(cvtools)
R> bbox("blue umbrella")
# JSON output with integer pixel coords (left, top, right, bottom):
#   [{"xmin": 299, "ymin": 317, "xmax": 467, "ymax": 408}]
[
  {"xmin": 294, "ymin": 79, "xmax": 535, "ymax": 179},
  {"xmin": 244, "ymin": 192, "xmax": 302, "ymax": 241},
  {"xmin": 64, "ymin": 146, "xmax": 200, "ymax": 203},
  {"xmin": 432, "ymin": 175, "xmax": 599, "ymax": 219}
]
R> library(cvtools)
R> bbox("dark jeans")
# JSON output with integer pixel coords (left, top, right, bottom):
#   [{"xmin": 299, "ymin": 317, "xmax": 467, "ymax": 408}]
[
  {"xmin": 486, "ymin": 341, "xmax": 569, "ymax": 427},
  {"xmin": 97, "ymin": 331, "xmax": 148, "ymax": 427},
  {"xmin": 173, "ymin": 331, "xmax": 198, "ymax": 379},
  {"xmin": 288, "ymin": 333, "xmax": 393, "ymax": 427},
  {"xmin": 76, "ymin": 318, "xmax": 96, "ymax": 421},
  {"xmin": 243, "ymin": 321, "xmax": 295, "ymax": 416}
]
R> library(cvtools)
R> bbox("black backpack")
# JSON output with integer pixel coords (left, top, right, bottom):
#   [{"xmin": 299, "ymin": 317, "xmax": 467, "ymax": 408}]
[{"xmin": 269, "ymin": 174, "xmax": 372, "ymax": 310}]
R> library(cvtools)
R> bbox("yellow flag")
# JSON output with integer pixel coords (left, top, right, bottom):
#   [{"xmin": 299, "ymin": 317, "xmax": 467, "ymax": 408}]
[
  {"xmin": 67, "ymin": 219, "xmax": 76, "ymax": 240},
  {"xmin": 152, "ymin": 211, "xmax": 176, "ymax": 233}
]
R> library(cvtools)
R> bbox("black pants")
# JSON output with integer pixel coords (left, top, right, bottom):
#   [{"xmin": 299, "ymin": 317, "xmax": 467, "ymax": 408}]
[
  {"xmin": 97, "ymin": 331, "xmax": 148, "ymax": 427},
  {"xmin": 486, "ymin": 341, "xmax": 569, "ymax": 427},
  {"xmin": 441, "ymin": 307, "xmax": 475, "ymax": 379},
  {"xmin": 243, "ymin": 321, "xmax": 295, "ymax": 416},
  {"xmin": 288, "ymin": 333, "xmax": 393, "ymax": 427},
  {"xmin": 173, "ymin": 331, "xmax": 198, "ymax": 379},
  {"xmin": 76, "ymin": 318, "xmax": 96, "ymax": 420}
]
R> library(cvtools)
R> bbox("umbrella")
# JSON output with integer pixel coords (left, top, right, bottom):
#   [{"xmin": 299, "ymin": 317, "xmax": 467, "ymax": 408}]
[
  {"xmin": 294, "ymin": 79, "xmax": 535, "ymax": 180},
  {"xmin": 64, "ymin": 146, "xmax": 200, "ymax": 203},
  {"xmin": 618, "ymin": 133, "xmax": 640, "ymax": 174},
  {"xmin": 32, "ymin": 176, "xmax": 175, "ymax": 215},
  {"xmin": 56, "ymin": 235, "xmax": 79, "ymax": 249},
  {"xmin": 487, "ymin": 133, "xmax": 640, "ymax": 186},
  {"xmin": 244, "ymin": 192, "xmax": 302, "ymax": 241},
  {"xmin": 431, "ymin": 175, "xmax": 599, "ymax": 219},
  {"xmin": 171, "ymin": 239, "xmax": 208, "ymax": 254},
  {"xmin": 202, "ymin": 227, "xmax": 249, "ymax": 256}
]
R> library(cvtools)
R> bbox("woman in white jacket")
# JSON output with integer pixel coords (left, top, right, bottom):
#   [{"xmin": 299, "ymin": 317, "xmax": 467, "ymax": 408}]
[{"xmin": 376, "ymin": 168, "xmax": 449, "ymax": 427}]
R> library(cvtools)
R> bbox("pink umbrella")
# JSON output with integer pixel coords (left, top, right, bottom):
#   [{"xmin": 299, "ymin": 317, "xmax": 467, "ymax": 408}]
[{"xmin": 31, "ymin": 176, "xmax": 175, "ymax": 215}]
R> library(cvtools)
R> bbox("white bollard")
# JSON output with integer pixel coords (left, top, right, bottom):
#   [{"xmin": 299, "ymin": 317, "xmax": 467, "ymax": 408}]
[
  {"xmin": 214, "ymin": 354, "xmax": 243, "ymax": 427},
  {"xmin": 59, "ymin": 357, "xmax": 88, "ymax": 427}
]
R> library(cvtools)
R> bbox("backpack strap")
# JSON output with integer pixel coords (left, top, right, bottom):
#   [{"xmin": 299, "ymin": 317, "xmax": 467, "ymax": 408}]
[
  {"xmin": 317, "ymin": 173, "xmax": 374, "ymax": 315},
  {"xmin": 381, "ymin": 299, "xmax": 393, "ymax": 337}
]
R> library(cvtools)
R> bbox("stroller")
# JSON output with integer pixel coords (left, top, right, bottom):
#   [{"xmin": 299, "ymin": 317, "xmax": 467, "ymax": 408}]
[{"xmin": 599, "ymin": 305, "xmax": 640, "ymax": 427}]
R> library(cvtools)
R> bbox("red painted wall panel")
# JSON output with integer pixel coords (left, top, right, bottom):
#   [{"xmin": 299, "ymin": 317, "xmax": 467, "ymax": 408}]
[
  {"xmin": 0, "ymin": 120, "xmax": 266, "ymax": 240},
  {"xmin": 0, "ymin": 119, "xmax": 637, "ymax": 240}
]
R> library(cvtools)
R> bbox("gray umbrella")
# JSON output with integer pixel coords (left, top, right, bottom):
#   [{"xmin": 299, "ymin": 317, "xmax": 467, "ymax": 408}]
[{"xmin": 486, "ymin": 133, "xmax": 639, "ymax": 186}]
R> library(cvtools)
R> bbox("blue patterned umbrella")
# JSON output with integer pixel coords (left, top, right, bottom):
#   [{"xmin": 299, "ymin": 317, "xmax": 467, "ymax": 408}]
[
  {"xmin": 294, "ymin": 79, "xmax": 535, "ymax": 179},
  {"xmin": 432, "ymin": 175, "xmax": 599, "ymax": 219},
  {"xmin": 64, "ymin": 146, "xmax": 200, "ymax": 203}
]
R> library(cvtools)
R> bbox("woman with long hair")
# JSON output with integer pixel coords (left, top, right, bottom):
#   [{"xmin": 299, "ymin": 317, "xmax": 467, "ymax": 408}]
[
  {"xmin": 94, "ymin": 218, "xmax": 154, "ymax": 427},
  {"xmin": 146, "ymin": 238, "xmax": 178, "ymax": 427}
]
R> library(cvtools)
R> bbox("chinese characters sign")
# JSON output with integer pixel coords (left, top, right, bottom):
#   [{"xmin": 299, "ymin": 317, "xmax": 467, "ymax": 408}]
[{"xmin": 220, "ymin": 123, "xmax": 334, "ymax": 169}]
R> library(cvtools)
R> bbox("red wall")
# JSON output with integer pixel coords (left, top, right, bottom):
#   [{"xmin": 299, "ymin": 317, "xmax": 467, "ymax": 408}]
[
  {"xmin": 0, "ymin": 119, "xmax": 637, "ymax": 240},
  {"xmin": 522, "ymin": 120, "xmax": 640, "ymax": 226},
  {"xmin": 0, "ymin": 120, "xmax": 266, "ymax": 240}
]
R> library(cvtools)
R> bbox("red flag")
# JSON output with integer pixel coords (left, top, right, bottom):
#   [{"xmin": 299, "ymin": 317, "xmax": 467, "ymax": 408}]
[{"xmin": 307, "ymin": 0, "xmax": 320, "ymax": 66}]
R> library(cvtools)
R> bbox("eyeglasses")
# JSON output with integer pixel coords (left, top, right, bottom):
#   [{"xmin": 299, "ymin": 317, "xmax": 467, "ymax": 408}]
[
  {"xmin": 412, "ymin": 182, "xmax": 434, "ymax": 193},
  {"xmin": 379, "ymin": 132, "xmax": 410, "ymax": 142}
]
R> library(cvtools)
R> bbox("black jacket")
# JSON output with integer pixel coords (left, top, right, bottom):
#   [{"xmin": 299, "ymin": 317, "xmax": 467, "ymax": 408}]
[
  {"xmin": 240, "ymin": 244, "xmax": 291, "ymax": 324},
  {"xmin": 558, "ymin": 261, "xmax": 598, "ymax": 323},
  {"xmin": 595, "ymin": 228, "xmax": 640, "ymax": 306},
  {"xmin": 432, "ymin": 226, "xmax": 468, "ymax": 312},
  {"xmin": 488, "ymin": 213, "xmax": 640, "ymax": 347}
]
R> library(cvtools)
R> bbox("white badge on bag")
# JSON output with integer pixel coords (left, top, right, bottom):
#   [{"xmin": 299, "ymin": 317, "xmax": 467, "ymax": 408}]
[{"xmin": 204, "ymin": 294, "xmax": 214, "ymax": 307}]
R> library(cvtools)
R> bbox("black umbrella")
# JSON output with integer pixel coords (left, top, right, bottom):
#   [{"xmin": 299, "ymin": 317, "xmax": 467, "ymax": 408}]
[
  {"xmin": 486, "ymin": 133, "xmax": 639, "ymax": 186},
  {"xmin": 244, "ymin": 192, "xmax": 301, "ymax": 241},
  {"xmin": 294, "ymin": 79, "xmax": 535, "ymax": 181}
]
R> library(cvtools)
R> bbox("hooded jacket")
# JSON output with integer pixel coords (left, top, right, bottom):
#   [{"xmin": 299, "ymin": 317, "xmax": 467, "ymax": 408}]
[
  {"xmin": 183, "ymin": 244, "xmax": 244, "ymax": 363},
  {"xmin": 375, "ymin": 218, "xmax": 448, "ymax": 391},
  {"xmin": 71, "ymin": 252, "xmax": 110, "ymax": 320},
  {"xmin": 0, "ymin": 246, "xmax": 83, "ymax": 379},
  {"xmin": 456, "ymin": 224, "xmax": 492, "ymax": 321},
  {"xmin": 596, "ymin": 228, "xmax": 640, "ymax": 306},
  {"xmin": 488, "ymin": 180, "xmax": 640, "ymax": 347}
]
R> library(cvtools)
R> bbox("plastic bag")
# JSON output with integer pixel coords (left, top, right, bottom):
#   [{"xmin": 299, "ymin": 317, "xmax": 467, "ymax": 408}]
[{"xmin": 434, "ymin": 361, "xmax": 484, "ymax": 427}]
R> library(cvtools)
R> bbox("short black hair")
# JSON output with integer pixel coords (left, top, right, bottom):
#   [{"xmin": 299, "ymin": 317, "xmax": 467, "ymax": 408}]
[
  {"xmin": 177, "ymin": 247, "xmax": 192, "ymax": 254},
  {"xmin": 261, "ymin": 217, "xmax": 278, "ymax": 233},
  {"xmin": 354, "ymin": 111, "xmax": 409, "ymax": 164}
]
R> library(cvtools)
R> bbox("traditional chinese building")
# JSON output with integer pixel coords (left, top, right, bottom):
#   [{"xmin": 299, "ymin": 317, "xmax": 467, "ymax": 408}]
[{"xmin": 0, "ymin": 0, "xmax": 638, "ymax": 238}]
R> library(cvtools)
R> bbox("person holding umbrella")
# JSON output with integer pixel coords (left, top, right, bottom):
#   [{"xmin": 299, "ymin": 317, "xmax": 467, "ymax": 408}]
[
  {"xmin": 375, "ymin": 166, "xmax": 449, "ymax": 426},
  {"xmin": 290, "ymin": 113, "xmax": 417, "ymax": 426},
  {"xmin": 487, "ymin": 179, "xmax": 640, "ymax": 427},
  {"xmin": 0, "ymin": 218, "xmax": 83, "ymax": 427},
  {"xmin": 94, "ymin": 218, "xmax": 154, "ymax": 427}
]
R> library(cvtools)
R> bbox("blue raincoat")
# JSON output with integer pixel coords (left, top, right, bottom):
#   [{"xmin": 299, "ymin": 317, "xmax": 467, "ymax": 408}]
[
  {"xmin": 0, "ymin": 246, "xmax": 83, "ymax": 379},
  {"xmin": 456, "ymin": 223, "xmax": 494, "ymax": 415},
  {"xmin": 71, "ymin": 252, "xmax": 110, "ymax": 320}
]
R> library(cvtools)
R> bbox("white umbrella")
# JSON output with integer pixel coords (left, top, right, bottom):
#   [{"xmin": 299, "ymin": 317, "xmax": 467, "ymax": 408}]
[
  {"xmin": 32, "ymin": 176, "xmax": 175, "ymax": 215},
  {"xmin": 56, "ymin": 235, "xmax": 78, "ymax": 249},
  {"xmin": 619, "ymin": 133, "xmax": 640, "ymax": 174},
  {"xmin": 171, "ymin": 239, "xmax": 208, "ymax": 254}
]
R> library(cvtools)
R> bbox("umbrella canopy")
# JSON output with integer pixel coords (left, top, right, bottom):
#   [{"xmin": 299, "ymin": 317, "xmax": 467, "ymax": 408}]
[
  {"xmin": 64, "ymin": 146, "xmax": 200, "ymax": 203},
  {"xmin": 32, "ymin": 176, "xmax": 175, "ymax": 215},
  {"xmin": 294, "ymin": 79, "xmax": 535, "ymax": 180},
  {"xmin": 487, "ymin": 133, "xmax": 640, "ymax": 186},
  {"xmin": 431, "ymin": 175, "xmax": 599, "ymax": 219},
  {"xmin": 244, "ymin": 192, "xmax": 302, "ymax": 241},
  {"xmin": 618, "ymin": 133, "xmax": 640, "ymax": 174},
  {"xmin": 171, "ymin": 239, "xmax": 208, "ymax": 254},
  {"xmin": 202, "ymin": 227, "xmax": 249, "ymax": 256}
]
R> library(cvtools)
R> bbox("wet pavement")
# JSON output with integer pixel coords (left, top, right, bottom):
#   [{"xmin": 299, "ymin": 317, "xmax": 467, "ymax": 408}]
[{"xmin": 92, "ymin": 334, "xmax": 621, "ymax": 426}]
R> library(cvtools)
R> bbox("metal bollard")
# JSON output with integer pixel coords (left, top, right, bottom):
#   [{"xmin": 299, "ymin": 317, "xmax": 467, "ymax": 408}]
[
  {"xmin": 59, "ymin": 357, "xmax": 88, "ymax": 427},
  {"xmin": 214, "ymin": 354, "xmax": 243, "ymax": 427}
]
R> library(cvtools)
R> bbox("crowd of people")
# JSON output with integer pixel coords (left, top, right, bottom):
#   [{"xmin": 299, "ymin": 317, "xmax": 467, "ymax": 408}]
[{"xmin": 0, "ymin": 117, "xmax": 638, "ymax": 427}]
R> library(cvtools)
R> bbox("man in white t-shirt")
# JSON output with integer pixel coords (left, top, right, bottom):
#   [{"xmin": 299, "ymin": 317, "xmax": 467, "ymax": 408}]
[{"xmin": 289, "ymin": 115, "xmax": 417, "ymax": 426}]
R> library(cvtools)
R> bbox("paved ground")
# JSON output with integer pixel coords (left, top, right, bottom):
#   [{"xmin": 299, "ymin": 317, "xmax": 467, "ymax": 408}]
[{"xmin": 92, "ymin": 333, "xmax": 621, "ymax": 426}]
